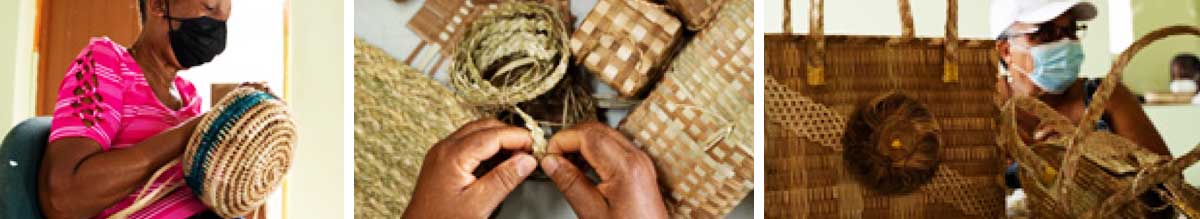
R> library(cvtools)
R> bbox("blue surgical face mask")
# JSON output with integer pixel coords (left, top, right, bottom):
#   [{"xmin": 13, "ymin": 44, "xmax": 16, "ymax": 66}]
[{"xmin": 1012, "ymin": 39, "xmax": 1085, "ymax": 94}]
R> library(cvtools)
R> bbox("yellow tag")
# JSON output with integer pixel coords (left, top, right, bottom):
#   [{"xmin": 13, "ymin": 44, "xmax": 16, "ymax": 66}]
[
  {"xmin": 890, "ymin": 139, "xmax": 903, "ymax": 149},
  {"xmin": 1041, "ymin": 166, "xmax": 1058, "ymax": 184},
  {"xmin": 807, "ymin": 65, "xmax": 825, "ymax": 86},
  {"xmin": 943, "ymin": 63, "xmax": 959, "ymax": 83}
]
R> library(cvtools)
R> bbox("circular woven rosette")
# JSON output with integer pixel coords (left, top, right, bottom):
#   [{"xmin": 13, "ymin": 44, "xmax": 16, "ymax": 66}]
[
  {"xmin": 842, "ymin": 92, "xmax": 942, "ymax": 194},
  {"xmin": 183, "ymin": 87, "xmax": 296, "ymax": 218}
]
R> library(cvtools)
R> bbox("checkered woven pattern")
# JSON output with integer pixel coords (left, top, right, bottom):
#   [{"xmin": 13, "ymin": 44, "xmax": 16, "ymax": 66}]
[
  {"xmin": 570, "ymin": 0, "xmax": 682, "ymax": 97},
  {"xmin": 619, "ymin": 0, "xmax": 751, "ymax": 217},
  {"xmin": 666, "ymin": 0, "xmax": 727, "ymax": 30},
  {"xmin": 407, "ymin": 0, "xmax": 494, "ymax": 55}
]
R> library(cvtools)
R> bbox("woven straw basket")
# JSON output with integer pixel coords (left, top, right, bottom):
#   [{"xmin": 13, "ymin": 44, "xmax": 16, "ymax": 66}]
[
  {"xmin": 571, "ymin": 0, "xmax": 683, "ymax": 98},
  {"xmin": 618, "ymin": 0, "xmax": 752, "ymax": 217},
  {"xmin": 999, "ymin": 26, "xmax": 1200, "ymax": 219},
  {"xmin": 110, "ymin": 87, "xmax": 296, "ymax": 219},
  {"xmin": 182, "ymin": 87, "xmax": 295, "ymax": 218},
  {"xmin": 352, "ymin": 38, "xmax": 481, "ymax": 218},
  {"xmin": 765, "ymin": 0, "xmax": 1007, "ymax": 218},
  {"xmin": 404, "ymin": 0, "xmax": 571, "ymax": 75},
  {"xmin": 665, "ymin": 0, "xmax": 726, "ymax": 31}
]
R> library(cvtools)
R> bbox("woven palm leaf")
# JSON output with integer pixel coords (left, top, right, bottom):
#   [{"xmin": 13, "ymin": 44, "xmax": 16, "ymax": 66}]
[
  {"xmin": 618, "ymin": 0, "xmax": 752, "ymax": 217},
  {"xmin": 570, "ymin": 0, "xmax": 683, "ymax": 98},
  {"xmin": 765, "ymin": 0, "xmax": 1006, "ymax": 218}
]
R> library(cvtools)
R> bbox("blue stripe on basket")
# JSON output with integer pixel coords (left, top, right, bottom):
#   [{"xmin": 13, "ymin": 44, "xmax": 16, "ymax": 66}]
[{"xmin": 186, "ymin": 91, "xmax": 276, "ymax": 196}]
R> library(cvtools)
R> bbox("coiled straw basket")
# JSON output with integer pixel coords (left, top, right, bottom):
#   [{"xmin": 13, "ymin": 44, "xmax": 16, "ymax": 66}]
[
  {"xmin": 999, "ymin": 25, "xmax": 1200, "ymax": 219},
  {"xmin": 109, "ymin": 87, "xmax": 296, "ymax": 219}
]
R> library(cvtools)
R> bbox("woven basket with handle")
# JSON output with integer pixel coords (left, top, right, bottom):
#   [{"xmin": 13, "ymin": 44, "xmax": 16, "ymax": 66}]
[
  {"xmin": 570, "ymin": 0, "xmax": 682, "ymax": 98},
  {"xmin": 765, "ymin": 0, "xmax": 1006, "ymax": 218},
  {"xmin": 618, "ymin": 0, "xmax": 752, "ymax": 217},
  {"xmin": 999, "ymin": 26, "xmax": 1200, "ymax": 219}
]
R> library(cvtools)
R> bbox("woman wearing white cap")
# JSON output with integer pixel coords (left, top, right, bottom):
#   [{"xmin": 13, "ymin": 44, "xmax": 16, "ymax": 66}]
[{"xmin": 993, "ymin": 0, "xmax": 1173, "ymax": 217}]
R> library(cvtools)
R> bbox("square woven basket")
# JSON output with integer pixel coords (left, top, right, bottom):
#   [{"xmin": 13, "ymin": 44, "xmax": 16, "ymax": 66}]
[
  {"xmin": 571, "ymin": 0, "xmax": 682, "ymax": 98},
  {"xmin": 619, "ymin": 0, "xmax": 752, "ymax": 217}
]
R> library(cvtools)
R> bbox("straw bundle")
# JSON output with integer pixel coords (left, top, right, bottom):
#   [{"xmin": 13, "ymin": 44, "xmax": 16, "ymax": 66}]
[
  {"xmin": 999, "ymin": 25, "xmax": 1200, "ymax": 219},
  {"xmin": 765, "ymin": 0, "xmax": 1006, "ymax": 218},
  {"xmin": 665, "ymin": 0, "xmax": 726, "ymax": 30},
  {"xmin": 353, "ymin": 38, "xmax": 481, "ymax": 218},
  {"xmin": 570, "ymin": 0, "xmax": 683, "ymax": 98},
  {"xmin": 618, "ymin": 0, "xmax": 752, "ymax": 217},
  {"xmin": 108, "ymin": 87, "xmax": 296, "ymax": 219},
  {"xmin": 450, "ymin": 1, "xmax": 570, "ymax": 158}
]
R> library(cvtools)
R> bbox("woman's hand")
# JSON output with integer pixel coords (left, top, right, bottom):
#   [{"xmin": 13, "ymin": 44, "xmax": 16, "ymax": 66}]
[
  {"xmin": 541, "ymin": 122, "xmax": 668, "ymax": 219},
  {"xmin": 402, "ymin": 119, "xmax": 537, "ymax": 218},
  {"xmin": 38, "ymin": 118, "xmax": 201, "ymax": 218}
]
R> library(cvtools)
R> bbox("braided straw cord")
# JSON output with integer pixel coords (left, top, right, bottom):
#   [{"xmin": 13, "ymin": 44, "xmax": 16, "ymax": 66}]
[
  {"xmin": 619, "ymin": 0, "xmax": 752, "ymax": 217},
  {"xmin": 353, "ymin": 38, "xmax": 481, "ymax": 217},
  {"xmin": 570, "ymin": 0, "xmax": 682, "ymax": 97},
  {"xmin": 109, "ymin": 88, "xmax": 294, "ymax": 219}
]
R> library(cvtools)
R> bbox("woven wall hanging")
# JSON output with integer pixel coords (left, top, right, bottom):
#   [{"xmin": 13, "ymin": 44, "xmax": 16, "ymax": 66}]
[
  {"xmin": 618, "ymin": 0, "xmax": 753, "ymax": 217},
  {"xmin": 764, "ymin": 0, "xmax": 1006, "ymax": 218}
]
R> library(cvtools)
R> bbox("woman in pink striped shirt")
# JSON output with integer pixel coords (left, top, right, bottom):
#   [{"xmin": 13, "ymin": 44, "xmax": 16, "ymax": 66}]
[{"xmin": 38, "ymin": 0, "xmax": 233, "ymax": 218}]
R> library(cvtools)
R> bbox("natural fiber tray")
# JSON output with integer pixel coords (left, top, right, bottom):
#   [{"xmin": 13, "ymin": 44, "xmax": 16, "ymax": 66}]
[
  {"xmin": 353, "ymin": 37, "xmax": 481, "ymax": 218},
  {"xmin": 618, "ymin": 0, "xmax": 752, "ymax": 217}
]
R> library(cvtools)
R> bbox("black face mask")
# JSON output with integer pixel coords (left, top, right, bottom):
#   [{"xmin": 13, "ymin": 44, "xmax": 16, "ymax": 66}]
[{"xmin": 165, "ymin": 0, "xmax": 227, "ymax": 69}]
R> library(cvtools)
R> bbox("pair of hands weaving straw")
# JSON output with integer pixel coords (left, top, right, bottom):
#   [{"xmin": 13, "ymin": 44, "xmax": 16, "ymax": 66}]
[{"xmin": 402, "ymin": 119, "xmax": 668, "ymax": 219}]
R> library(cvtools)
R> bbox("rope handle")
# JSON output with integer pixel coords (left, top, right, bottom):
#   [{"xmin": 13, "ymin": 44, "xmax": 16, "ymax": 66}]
[
  {"xmin": 106, "ymin": 160, "xmax": 183, "ymax": 219},
  {"xmin": 1059, "ymin": 26, "xmax": 1200, "ymax": 208},
  {"xmin": 781, "ymin": 0, "xmax": 960, "ymax": 85}
]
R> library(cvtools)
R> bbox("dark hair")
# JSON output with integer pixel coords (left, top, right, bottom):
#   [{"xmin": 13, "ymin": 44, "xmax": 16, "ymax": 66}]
[
  {"xmin": 997, "ymin": 34, "xmax": 1010, "ymax": 70},
  {"xmin": 138, "ymin": 0, "xmax": 147, "ymax": 23},
  {"xmin": 1171, "ymin": 53, "xmax": 1200, "ymax": 78}
]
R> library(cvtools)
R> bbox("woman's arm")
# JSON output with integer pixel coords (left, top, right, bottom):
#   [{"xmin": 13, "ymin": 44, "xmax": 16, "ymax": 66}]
[
  {"xmin": 1106, "ymin": 84, "xmax": 1171, "ymax": 156},
  {"xmin": 37, "ymin": 118, "xmax": 199, "ymax": 219}
]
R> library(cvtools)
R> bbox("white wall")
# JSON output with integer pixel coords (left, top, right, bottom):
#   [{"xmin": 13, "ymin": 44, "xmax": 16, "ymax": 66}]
[
  {"xmin": 285, "ymin": 0, "xmax": 346, "ymax": 218},
  {"xmin": 0, "ymin": 0, "xmax": 38, "ymax": 136}
]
